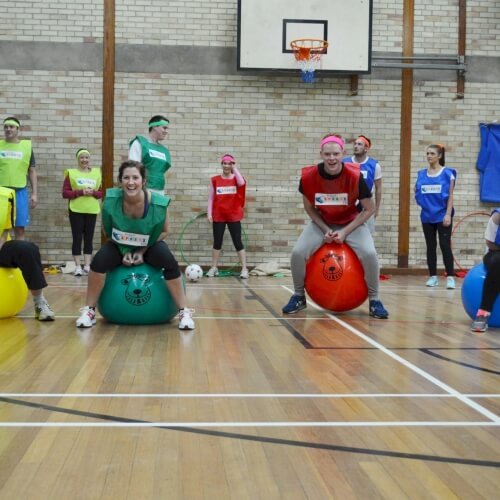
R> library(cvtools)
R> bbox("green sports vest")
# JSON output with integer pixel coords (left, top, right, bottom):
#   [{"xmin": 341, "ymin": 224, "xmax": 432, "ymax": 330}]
[
  {"xmin": 130, "ymin": 135, "xmax": 171, "ymax": 190},
  {"xmin": 0, "ymin": 140, "xmax": 32, "ymax": 188},
  {"xmin": 64, "ymin": 168, "xmax": 102, "ymax": 214},
  {"xmin": 102, "ymin": 188, "xmax": 170, "ymax": 255}
]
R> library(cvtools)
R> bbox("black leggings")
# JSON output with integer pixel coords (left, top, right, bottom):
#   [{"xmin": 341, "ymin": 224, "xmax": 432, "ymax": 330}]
[
  {"xmin": 90, "ymin": 241, "xmax": 181, "ymax": 280},
  {"xmin": 69, "ymin": 210, "xmax": 97, "ymax": 256},
  {"xmin": 480, "ymin": 250, "xmax": 500, "ymax": 312},
  {"xmin": 421, "ymin": 221, "xmax": 454, "ymax": 276},
  {"xmin": 0, "ymin": 240, "xmax": 47, "ymax": 290},
  {"xmin": 212, "ymin": 221, "xmax": 244, "ymax": 251}
]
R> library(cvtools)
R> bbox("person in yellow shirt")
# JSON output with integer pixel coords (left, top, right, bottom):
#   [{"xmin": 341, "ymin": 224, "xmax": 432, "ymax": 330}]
[
  {"xmin": 0, "ymin": 187, "xmax": 54, "ymax": 320},
  {"xmin": 62, "ymin": 149, "xmax": 103, "ymax": 276},
  {"xmin": 0, "ymin": 117, "xmax": 38, "ymax": 239}
]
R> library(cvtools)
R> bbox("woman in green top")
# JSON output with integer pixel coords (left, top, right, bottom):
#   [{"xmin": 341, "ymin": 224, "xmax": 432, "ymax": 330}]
[{"xmin": 76, "ymin": 160, "xmax": 194, "ymax": 330}]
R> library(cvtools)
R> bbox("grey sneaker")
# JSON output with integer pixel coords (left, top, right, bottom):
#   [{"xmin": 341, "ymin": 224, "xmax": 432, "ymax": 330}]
[
  {"xmin": 35, "ymin": 299, "xmax": 55, "ymax": 321},
  {"xmin": 471, "ymin": 314, "xmax": 488, "ymax": 333},
  {"xmin": 206, "ymin": 267, "xmax": 219, "ymax": 277}
]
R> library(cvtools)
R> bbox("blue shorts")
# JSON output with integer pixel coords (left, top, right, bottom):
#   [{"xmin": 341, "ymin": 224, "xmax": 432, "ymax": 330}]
[{"xmin": 14, "ymin": 188, "xmax": 30, "ymax": 227}]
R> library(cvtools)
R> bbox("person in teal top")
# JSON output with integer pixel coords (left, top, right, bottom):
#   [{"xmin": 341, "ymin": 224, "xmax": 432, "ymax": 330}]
[
  {"xmin": 128, "ymin": 115, "xmax": 171, "ymax": 193},
  {"xmin": 76, "ymin": 160, "xmax": 195, "ymax": 330}
]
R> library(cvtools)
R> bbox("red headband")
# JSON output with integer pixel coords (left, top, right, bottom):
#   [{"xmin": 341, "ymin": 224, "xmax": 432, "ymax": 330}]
[{"xmin": 357, "ymin": 136, "xmax": 371, "ymax": 148}]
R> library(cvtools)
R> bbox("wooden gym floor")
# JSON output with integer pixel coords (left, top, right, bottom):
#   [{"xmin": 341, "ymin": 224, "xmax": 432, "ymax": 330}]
[{"xmin": 0, "ymin": 273, "xmax": 499, "ymax": 499}]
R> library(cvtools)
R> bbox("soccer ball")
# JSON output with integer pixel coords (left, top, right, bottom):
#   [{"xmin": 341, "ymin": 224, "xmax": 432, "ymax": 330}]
[{"xmin": 185, "ymin": 264, "xmax": 203, "ymax": 282}]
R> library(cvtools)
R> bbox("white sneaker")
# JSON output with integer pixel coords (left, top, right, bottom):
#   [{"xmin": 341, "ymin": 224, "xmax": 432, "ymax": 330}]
[
  {"xmin": 83, "ymin": 266, "xmax": 90, "ymax": 275},
  {"xmin": 446, "ymin": 276, "xmax": 456, "ymax": 289},
  {"xmin": 178, "ymin": 308, "xmax": 195, "ymax": 330},
  {"xmin": 74, "ymin": 266, "xmax": 83, "ymax": 277},
  {"xmin": 35, "ymin": 299, "xmax": 55, "ymax": 321},
  {"xmin": 240, "ymin": 269, "xmax": 249, "ymax": 279},
  {"xmin": 426, "ymin": 276, "xmax": 438, "ymax": 287},
  {"xmin": 76, "ymin": 306, "xmax": 96, "ymax": 328},
  {"xmin": 206, "ymin": 267, "xmax": 218, "ymax": 277}
]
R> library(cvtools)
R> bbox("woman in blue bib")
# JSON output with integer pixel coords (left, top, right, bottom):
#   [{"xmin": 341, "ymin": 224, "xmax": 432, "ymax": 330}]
[
  {"xmin": 415, "ymin": 144, "xmax": 456, "ymax": 289},
  {"xmin": 76, "ymin": 160, "xmax": 194, "ymax": 330}
]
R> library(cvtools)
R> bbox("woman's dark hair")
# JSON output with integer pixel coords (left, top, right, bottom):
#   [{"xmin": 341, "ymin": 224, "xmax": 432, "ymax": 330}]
[
  {"xmin": 118, "ymin": 160, "xmax": 146, "ymax": 182},
  {"xmin": 429, "ymin": 144, "xmax": 446, "ymax": 166},
  {"xmin": 75, "ymin": 148, "xmax": 90, "ymax": 158},
  {"xmin": 148, "ymin": 115, "xmax": 169, "ymax": 132}
]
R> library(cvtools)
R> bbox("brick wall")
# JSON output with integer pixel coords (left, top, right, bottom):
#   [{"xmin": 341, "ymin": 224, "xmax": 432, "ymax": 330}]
[{"xmin": 0, "ymin": 0, "xmax": 498, "ymax": 271}]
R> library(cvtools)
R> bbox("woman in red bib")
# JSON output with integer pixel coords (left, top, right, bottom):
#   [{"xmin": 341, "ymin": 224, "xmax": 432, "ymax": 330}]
[{"xmin": 206, "ymin": 154, "xmax": 248, "ymax": 278}]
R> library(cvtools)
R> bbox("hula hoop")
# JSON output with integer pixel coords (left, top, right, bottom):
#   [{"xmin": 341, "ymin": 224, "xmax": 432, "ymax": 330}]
[
  {"xmin": 176, "ymin": 212, "xmax": 249, "ymax": 274},
  {"xmin": 450, "ymin": 211, "xmax": 490, "ymax": 274}
]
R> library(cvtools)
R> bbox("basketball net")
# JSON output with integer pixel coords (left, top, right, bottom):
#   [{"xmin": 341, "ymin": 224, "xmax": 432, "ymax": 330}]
[{"xmin": 290, "ymin": 38, "xmax": 329, "ymax": 83}]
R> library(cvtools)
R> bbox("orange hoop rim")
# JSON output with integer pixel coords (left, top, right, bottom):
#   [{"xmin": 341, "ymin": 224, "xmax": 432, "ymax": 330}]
[{"xmin": 290, "ymin": 38, "xmax": 329, "ymax": 61}]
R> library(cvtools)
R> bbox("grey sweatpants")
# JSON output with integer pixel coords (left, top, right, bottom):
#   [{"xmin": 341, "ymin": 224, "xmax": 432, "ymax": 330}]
[{"xmin": 290, "ymin": 221, "xmax": 380, "ymax": 299}]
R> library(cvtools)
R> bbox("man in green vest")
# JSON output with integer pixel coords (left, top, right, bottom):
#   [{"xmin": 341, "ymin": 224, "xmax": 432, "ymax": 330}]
[
  {"xmin": 128, "ymin": 115, "xmax": 171, "ymax": 194},
  {"xmin": 0, "ymin": 117, "xmax": 38, "ymax": 240}
]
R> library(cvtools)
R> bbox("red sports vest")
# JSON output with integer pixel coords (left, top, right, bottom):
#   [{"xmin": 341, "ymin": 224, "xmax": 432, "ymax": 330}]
[
  {"xmin": 211, "ymin": 175, "xmax": 245, "ymax": 222},
  {"xmin": 301, "ymin": 163, "xmax": 360, "ymax": 225}
]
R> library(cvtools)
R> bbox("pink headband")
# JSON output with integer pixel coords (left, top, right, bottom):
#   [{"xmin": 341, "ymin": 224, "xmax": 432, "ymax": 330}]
[
  {"xmin": 320, "ymin": 136, "xmax": 345, "ymax": 149},
  {"xmin": 221, "ymin": 155, "xmax": 235, "ymax": 164}
]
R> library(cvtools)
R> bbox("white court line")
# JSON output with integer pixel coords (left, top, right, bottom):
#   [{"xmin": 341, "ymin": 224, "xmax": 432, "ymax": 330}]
[
  {"xmin": 0, "ymin": 421, "xmax": 498, "ymax": 428},
  {"xmin": 282, "ymin": 286, "xmax": 500, "ymax": 423},
  {"xmin": 1, "ymin": 393, "xmax": 499, "ymax": 398}
]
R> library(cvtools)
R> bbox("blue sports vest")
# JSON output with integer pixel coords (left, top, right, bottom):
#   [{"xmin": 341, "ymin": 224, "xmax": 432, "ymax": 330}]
[
  {"xmin": 415, "ymin": 167, "xmax": 456, "ymax": 223},
  {"xmin": 343, "ymin": 156, "xmax": 378, "ymax": 191}
]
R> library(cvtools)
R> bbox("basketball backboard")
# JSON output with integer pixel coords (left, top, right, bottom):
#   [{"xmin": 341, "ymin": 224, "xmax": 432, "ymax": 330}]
[{"xmin": 237, "ymin": 0, "xmax": 372, "ymax": 74}]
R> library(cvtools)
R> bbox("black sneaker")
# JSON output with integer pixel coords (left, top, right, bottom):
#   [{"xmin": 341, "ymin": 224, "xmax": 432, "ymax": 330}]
[{"xmin": 282, "ymin": 294, "xmax": 307, "ymax": 314}]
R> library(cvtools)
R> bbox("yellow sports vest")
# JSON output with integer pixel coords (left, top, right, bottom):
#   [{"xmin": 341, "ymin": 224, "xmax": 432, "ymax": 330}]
[
  {"xmin": 0, "ymin": 140, "xmax": 32, "ymax": 188},
  {"xmin": 0, "ymin": 186, "xmax": 15, "ymax": 236},
  {"xmin": 64, "ymin": 168, "xmax": 102, "ymax": 214}
]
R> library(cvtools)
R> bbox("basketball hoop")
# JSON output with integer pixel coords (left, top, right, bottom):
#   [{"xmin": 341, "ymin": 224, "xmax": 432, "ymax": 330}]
[{"xmin": 290, "ymin": 38, "xmax": 329, "ymax": 83}]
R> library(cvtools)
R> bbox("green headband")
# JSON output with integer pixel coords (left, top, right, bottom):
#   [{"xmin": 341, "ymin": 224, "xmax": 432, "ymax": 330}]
[
  {"xmin": 148, "ymin": 119, "xmax": 169, "ymax": 127},
  {"xmin": 76, "ymin": 149, "xmax": 91, "ymax": 159},
  {"xmin": 3, "ymin": 119, "xmax": 20, "ymax": 128}
]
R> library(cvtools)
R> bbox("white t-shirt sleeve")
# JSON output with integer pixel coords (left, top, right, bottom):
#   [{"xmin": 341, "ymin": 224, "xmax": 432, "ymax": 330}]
[
  {"xmin": 128, "ymin": 140, "xmax": 142, "ymax": 161},
  {"xmin": 485, "ymin": 216, "xmax": 499, "ymax": 243},
  {"xmin": 374, "ymin": 162, "xmax": 382, "ymax": 181}
]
